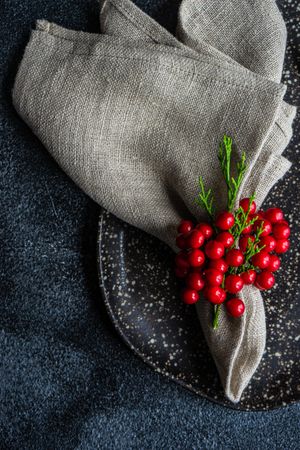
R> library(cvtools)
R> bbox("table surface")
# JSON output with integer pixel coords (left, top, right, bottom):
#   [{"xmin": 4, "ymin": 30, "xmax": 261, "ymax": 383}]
[{"xmin": 1, "ymin": 0, "xmax": 299, "ymax": 449}]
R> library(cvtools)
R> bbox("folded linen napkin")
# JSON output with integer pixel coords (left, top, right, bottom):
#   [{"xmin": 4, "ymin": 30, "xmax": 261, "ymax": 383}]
[{"xmin": 12, "ymin": 0, "xmax": 296, "ymax": 402}]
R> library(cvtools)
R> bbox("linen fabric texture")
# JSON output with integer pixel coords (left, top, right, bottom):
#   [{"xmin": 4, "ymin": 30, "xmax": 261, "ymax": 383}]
[{"xmin": 12, "ymin": 0, "xmax": 296, "ymax": 402}]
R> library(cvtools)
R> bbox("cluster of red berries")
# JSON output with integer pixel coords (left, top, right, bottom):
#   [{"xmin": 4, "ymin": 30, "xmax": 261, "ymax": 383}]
[{"xmin": 175, "ymin": 198, "xmax": 290, "ymax": 318}]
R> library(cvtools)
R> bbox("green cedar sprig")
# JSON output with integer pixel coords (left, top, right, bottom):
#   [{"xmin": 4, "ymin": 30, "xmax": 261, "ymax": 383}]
[
  {"xmin": 196, "ymin": 135, "xmax": 247, "ymax": 219},
  {"xmin": 195, "ymin": 135, "xmax": 261, "ymax": 329},
  {"xmin": 237, "ymin": 222, "xmax": 266, "ymax": 273},
  {"xmin": 244, "ymin": 223, "xmax": 265, "ymax": 261},
  {"xmin": 230, "ymin": 193, "xmax": 256, "ymax": 245},
  {"xmin": 197, "ymin": 177, "xmax": 215, "ymax": 220},
  {"xmin": 218, "ymin": 135, "xmax": 247, "ymax": 212}
]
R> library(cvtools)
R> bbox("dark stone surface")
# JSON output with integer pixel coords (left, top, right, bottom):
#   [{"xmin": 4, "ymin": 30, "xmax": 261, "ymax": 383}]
[{"xmin": 1, "ymin": 0, "xmax": 299, "ymax": 448}]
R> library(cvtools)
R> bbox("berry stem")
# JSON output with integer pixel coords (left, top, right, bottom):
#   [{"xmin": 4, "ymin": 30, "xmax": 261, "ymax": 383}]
[
  {"xmin": 213, "ymin": 305, "xmax": 221, "ymax": 329},
  {"xmin": 212, "ymin": 276, "xmax": 225, "ymax": 329}
]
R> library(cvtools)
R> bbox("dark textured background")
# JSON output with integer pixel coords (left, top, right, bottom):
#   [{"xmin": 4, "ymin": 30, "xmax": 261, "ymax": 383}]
[{"xmin": 1, "ymin": 0, "xmax": 299, "ymax": 448}]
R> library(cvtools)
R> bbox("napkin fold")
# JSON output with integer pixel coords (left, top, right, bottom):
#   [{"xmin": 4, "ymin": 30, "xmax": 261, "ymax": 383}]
[{"xmin": 12, "ymin": 0, "xmax": 296, "ymax": 402}]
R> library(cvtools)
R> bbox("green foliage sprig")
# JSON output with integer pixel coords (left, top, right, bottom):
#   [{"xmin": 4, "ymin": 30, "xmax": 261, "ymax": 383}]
[
  {"xmin": 237, "ymin": 222, "xmax": 266, "ymax": 274},
  {"xmin": 197, "ymin": 177, "xmax": 215, "ymax": 221},
  {"xmin": 195, "ymin": 134, "xmax": 263, "ymax": 329},
  {"xmin": 230, "ymin": 193, "xmax": 256, "ymax": 246},
  {"xmin": 218, "ymin": 135, "xmax": 247, "ymax": 212}
]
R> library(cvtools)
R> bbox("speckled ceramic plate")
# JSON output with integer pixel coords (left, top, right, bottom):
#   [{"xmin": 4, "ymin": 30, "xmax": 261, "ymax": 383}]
[{"xmin": 98, "ymin": 206, "xmax": 299, "ymax": 411}]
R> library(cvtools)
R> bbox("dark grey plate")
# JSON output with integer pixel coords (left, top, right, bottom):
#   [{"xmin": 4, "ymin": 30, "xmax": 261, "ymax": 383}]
[{"xmin": 98, "ymin": 208, "xmax": 299, "ymax": 411}]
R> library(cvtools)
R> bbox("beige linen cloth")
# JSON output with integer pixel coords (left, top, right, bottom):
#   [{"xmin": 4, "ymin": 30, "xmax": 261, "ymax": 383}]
[{"xmin": 13, "ymin": 0, "xmax": 296, "ymax": 402}]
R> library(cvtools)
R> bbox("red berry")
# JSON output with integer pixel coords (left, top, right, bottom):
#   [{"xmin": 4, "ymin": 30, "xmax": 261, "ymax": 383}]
[
  {"xmin": 253, "ymin": 219, "xmax": 272, "ymax": 237},
  {"xmin": 242, "ymin": 225, "xmax": 252, "ymax": 234},
  {"xmin": 177, "ymin": 220, "xmax": 193, "ymax": 234},
  {"xmin": 255, "ymin": 271, "xmax": 275, "ymax": 290},
  {"xmin": 239, "ymin": 198, "xmax": 256, "ymax": 214},
  {"xmin": 241, "ymin": 219, "xmax": 254, "ymax": 235},
  {"xmin": 239, "ymin": 235, "xmax": 255, "ymax": 253},
  {"xmin": 259, "ymin": 235, "xmax": 277, "ymax": 252},
  {"xmin": 225, "ymin": 249, "xmax": 244, "ymax": 267},
  {"xmin": 278, "ymin": 219, "xmax": 289, "ymax": 227},
  {"xmin": 182, "ymin": 288, "xmax": 199, "ymax": 304},
  {"xmin": 203, "ymin": 286, "xmax": 226, "ymax": 304},
  {"xmin": 241, "ymin": 269, "xmax": 256, "ymax": 285},
  {"xmin": 215, "ymin": 211, "xmax": 235, "ymax": 230},
  {"xmin": 273, "ymin": 222, "xmax": 290, "ymax": 240},
  {"xmin": 187, "ymin": 229, "xmax": 205, "ymax": 249},
  {"xmin": 251, "ymin": 250, "xmax": 270, "ymax": 269},
  {"xmin": 216, "ymin": 231, "xmax": 234, "ymax": 248},
  {"xmin": 186, "ymin": 272, "xmax": 205, "ymax": 291},
  {"xmin": 188, "ymin": 249, "xmax": 205, "ymax": 267},
  {"xmin": 175, "ymin": 251, "xmax": 190, "ymax": 269},
  {"xmin": 264, "ymin": 207, "xmax": 284, "ymax": 224},
  {"xmin": 208, "ymin": 258, "xmax": 229, "ymax": 273},
  {"xmin": 275, "ymin": 239, "xmax": 290, "ymax": 254},
  {"xmin": 225, "ymin": 274, "xmax": 244, "ymax": 293},
  {"xmin": 196, "ymin": 222, "xmax": 213, "ymax": 239},
  {"xmin": 268, "ymin": 254, "xmax": 281, "ymax": 272},
  {"xmin": 175, "ymin": 267, "xmax": 188, "ymax": 278},
  {"xmin": 205, "ymin": 240, "xmax": 225, "ymax": 260},
  {"xmin": 204, "ymin": 268, "xmax": 223, "ymax": 286},
  {"xmin": 226, "ymin": 298, "xmax": 245, "ymax": 317},
  {"xmin": 255, "ymin": 210, "xmax": 265, "ymax": 220},
  {"xmin": 176, "ymin": 234, "xmax": 186, "ymax": 249}
]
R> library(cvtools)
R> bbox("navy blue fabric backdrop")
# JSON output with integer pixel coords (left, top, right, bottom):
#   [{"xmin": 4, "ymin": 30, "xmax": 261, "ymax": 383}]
[{"xmin": 1, "ymin": 0, "xmax": 299, "ymax": 448}]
